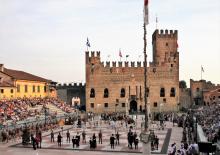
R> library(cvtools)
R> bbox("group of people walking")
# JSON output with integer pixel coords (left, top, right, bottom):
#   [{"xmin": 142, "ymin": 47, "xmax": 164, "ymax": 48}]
[
  {"xmin": 31, "ymin": 131, "xmax": 42, "ymax": 150},
  {"xmin": 127, "ymin": 129, "xmax": 139, "ymax": 149},
  {"xmin": 109, "ymin": 132, "xmax": 120, "ymax": 149}
]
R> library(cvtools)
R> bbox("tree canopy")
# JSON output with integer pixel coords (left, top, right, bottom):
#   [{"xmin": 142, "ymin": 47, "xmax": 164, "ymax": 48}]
[{"xmin": 179, "ymin": 80, "xmax": 187, "ymax": 89}]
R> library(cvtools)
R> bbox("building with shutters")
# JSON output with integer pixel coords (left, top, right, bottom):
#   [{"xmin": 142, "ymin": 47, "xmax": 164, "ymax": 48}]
[{"xmin": 0, "ymin": 64, "xmax": 56, "ymax": 99}]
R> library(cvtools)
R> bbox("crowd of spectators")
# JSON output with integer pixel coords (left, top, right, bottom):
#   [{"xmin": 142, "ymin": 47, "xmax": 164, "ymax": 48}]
[
  {"xmin": 170, "ymin": 104, "xmax": 220, "ymax": 155},
  {"xmin": 46, "ymin": 98, "xmax": 75, "ymax": 113},
  {"xmin": 0, "ymin": 98, "xmax": 44, "ymax": 124},
  {"xmin": 194, "ymin": 103, "xmax": 220, "ymax": 144},
  {"xmin": 0, "ymin": 98, "xmax": 75, "ymax": 127}
]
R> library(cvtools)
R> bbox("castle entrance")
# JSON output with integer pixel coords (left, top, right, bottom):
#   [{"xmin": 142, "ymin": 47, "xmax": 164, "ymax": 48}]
[{"xmin": 130, "ymin": 100, "xmax": 137, "ymax": 113}]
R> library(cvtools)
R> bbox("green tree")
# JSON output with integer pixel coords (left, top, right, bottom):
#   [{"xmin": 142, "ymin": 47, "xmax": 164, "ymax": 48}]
[{"xmin": 179, "ymin": 80, "xmax": 187, "ymax": 89}]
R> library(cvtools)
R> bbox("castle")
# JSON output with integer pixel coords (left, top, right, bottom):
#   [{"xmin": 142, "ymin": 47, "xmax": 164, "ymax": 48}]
[{"xmin": 86, "ymin": 29, "xmax": 179, "ymax": 114}]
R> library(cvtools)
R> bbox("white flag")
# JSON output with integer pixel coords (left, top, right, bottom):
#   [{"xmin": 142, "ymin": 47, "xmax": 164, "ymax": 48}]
[{"xmin": 144, "ymin": 0, "xmax": 149, "ymax": 25}]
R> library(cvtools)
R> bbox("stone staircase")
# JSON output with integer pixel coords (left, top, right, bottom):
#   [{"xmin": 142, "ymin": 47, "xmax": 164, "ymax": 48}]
[
  {"xmin": 27, "ymin": 105, "xmax": 43, "ymax": 112},
  {"xmin": 46, "ymin": 103, "xmax": 66, "ymax": 116}
]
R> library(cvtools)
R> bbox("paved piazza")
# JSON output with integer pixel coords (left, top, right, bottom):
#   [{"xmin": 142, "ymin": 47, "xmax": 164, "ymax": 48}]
[{"xmin": 1, "ymin": 115, "xmax": 183, "ymax": 155}]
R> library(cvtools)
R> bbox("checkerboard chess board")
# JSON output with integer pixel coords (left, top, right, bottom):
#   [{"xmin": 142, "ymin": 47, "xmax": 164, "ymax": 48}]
[{"xmin": 14, "ymin": 120, "xmax": 171, "ymax": 154}]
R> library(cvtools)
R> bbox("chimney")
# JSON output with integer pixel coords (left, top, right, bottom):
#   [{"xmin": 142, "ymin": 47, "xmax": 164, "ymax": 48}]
[{"xmin": 0, "ymin": 64, "xmax": 4, "ymax": 72}]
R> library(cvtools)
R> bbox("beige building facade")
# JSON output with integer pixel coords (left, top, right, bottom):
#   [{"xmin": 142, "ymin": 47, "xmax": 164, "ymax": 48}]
[
  {"xmin": 0, "ymin": 64, "xmax": 57, "ymax": 99},
  {"xmin": 86, "ymin": 29, "xmax": 179, "ymax": 114}
]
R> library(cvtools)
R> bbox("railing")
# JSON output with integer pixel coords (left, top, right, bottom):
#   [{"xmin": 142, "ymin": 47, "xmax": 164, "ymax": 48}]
[{"xmin": 0, "ymin": 112, "xmax": 77, "ymax": 130}]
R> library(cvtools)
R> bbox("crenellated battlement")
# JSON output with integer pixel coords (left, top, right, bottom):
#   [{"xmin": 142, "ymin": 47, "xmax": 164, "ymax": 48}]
[
  {"xmin": 57, "ymin": 82, "xmax": 86, "ymax": 88},
  {"xmin": 99, "ymin": 61, "xmax": 145, "ymax": 68},
  {"xmin": 86, "ymin": 51, "xmax": 147, "ymax": 68},
  {"xmin": 86, "ymin": 51, "xmax": 101, "ymax": 64},
  {"xmin": 152, "ymin": 29, "xmax": 178, "ymax": 40},
  {"xmin": 86, "ymin": 51, "xmax": 101, "ymax": 58}
]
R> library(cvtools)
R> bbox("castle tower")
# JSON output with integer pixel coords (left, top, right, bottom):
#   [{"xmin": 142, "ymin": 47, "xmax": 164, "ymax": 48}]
[
  {"xmin": 152, "ymin": 29, "xmax": 178, "ymax": 66},
  {"xmin": 148, "ymin": 29, "xmax": 179, "ymax": 112},
  {"xmin": 85, "ymin": 51, "xmax": 101, "ymax": 87}
]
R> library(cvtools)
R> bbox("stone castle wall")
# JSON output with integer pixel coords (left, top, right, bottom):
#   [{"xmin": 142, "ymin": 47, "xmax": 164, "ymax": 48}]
[
  {"xmin": 57, "ymin": 83, "xmax": 86, "ymax": 110},
  {"xmin": 86, "ymin": 29, "xmax": 179, "ymax": 113}
]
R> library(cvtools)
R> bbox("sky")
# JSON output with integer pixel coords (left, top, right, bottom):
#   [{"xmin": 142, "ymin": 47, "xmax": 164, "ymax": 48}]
[{"xmin": 0, "ymin": 0, "xmax": 220, "ymax": 87}]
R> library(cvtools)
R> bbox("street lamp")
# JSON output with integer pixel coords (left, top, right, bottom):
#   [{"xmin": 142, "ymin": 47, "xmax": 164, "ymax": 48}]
[{"xmin": 43, "ymin": 106, "xmax": 49, "ymax": 127}]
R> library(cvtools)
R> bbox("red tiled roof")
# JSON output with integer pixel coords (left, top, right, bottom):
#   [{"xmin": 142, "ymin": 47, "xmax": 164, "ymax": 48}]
[
  {"xmin": 0, "ymin": 81, "xmax": 15, "ymax": 87},
  {"xmin": 3, "ymin": 68, "xmax": 51, "ymax": 83}
]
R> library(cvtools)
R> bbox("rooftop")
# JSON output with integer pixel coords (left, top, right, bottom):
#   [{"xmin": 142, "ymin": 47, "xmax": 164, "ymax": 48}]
[{"xmin": 2, "ymin": 68, "xmax": 51, "ymax": 83}]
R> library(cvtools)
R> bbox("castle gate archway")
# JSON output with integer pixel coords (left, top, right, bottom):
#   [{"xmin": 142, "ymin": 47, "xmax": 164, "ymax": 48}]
[{"xmin": 130, "ymin": 100, "xmax": 137, "ymax": 113}]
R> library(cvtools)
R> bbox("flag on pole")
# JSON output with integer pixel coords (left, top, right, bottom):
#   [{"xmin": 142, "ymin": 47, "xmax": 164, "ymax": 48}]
[
  {"xmin": 144, "ymin": 0, "xmax": 149, "ymax": 25},
  {"xmin": 201, "ymin": 66, "xmax": 204, "ymax": 72},
  {"xmin": 119, "ymin": 49, "xmax": 122, "ymax": 58},
  {"xmin": 86, "ymin": 37, "xmax": 90, "ymax": 47}
]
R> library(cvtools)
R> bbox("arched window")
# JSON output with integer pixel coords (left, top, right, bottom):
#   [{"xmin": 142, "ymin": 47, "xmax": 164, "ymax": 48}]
[
  {"xmin": 170, "ymin": 87, "xmax": 175, "ymax": 97},
  {"xmin": 91, "ymin": 63, "xmax": 95, "ymax": 73},
  {"xmin": 120, "ymin": 88, "xmax": 125, "ymax": 97},
  {"xmin": 160, "ymin": 88, "xmax": 165, "ymax": 97},
  {"xmin": 90, "ymin": 88, "xmax": 95, "ymax": 98},
  {"xmin": 104, "ymin": 88, "xmax": 109, "ymax": 98}
]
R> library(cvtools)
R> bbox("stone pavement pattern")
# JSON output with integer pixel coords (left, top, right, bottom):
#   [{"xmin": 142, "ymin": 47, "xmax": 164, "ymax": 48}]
[
  {"xmin": 13, "ymin": 116, "xmax": 174, "ymax": 154},
  {"xmin": 1, "ymin": 115, "xmax": 184, "ymax": 155}
]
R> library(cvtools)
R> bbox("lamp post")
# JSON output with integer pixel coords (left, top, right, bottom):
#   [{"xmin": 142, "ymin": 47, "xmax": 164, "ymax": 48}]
[{"xmin": 43, "ymin": 107, "xmax": 49, "ymax": 127}]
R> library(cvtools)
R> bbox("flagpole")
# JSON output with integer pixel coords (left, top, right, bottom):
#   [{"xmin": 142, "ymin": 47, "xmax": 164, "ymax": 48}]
[
  {"xmin": 200, "ymin": 66, "xmax": 202, "ymax": 80},
  {"xmin": 144, "ymin": 22, "xmax": 148, "ymax": 131},
  {"xmin": 201, "ymin": 65, "xmax": 203, "ymax": 80}
]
